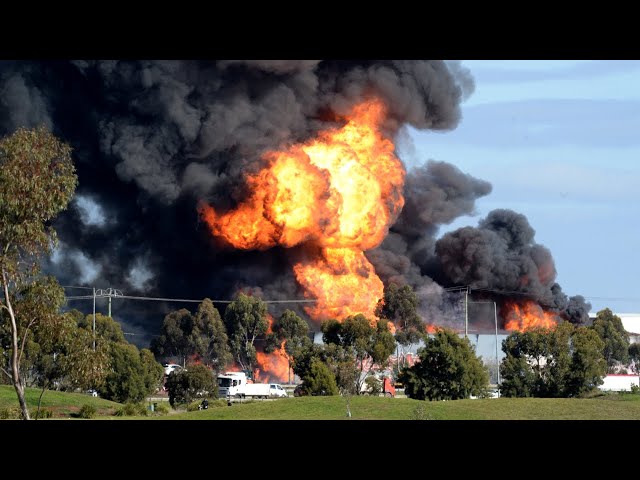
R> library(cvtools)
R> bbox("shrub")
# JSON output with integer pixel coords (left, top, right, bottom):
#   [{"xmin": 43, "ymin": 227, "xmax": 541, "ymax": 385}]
[
  {"xmin": 33, "ymin": 408, "xmax": 54, "ymax": 419},
  {"xmin": 154, "ymin": 402, "xmax": 170, "ymax": 415},
  {"xmin": 209, "ymin": 399, "xmax": 228, "ymax": 408},
  {"xmin": 136, "ymin": 403, "xmax": 149, "ymax": 416},
  {"xmin": 631, "ymin": 384, "xmax": 640, "ymax": 395},
  {"xmin": 184, "ymin": 398, "xmax": 225, "ymax": 411},
  {"xmin": 97, "ymin": 343, "xmax": 164, "ymax": 404},
  {"xmin": 364, "ymin": 376, "xmax": 382, "ymax": 395},
  {"xmin": 166, "ymin": 364, "xmax": 217, "ymax": 406},
  {"xmin": 114, "ymin": 402, "xmax": 148, "ymax": 417},
  {"xmin": 0, "ymin": 406, "xmax": 21, "ymax": 419},
  {"xmin": 400, "ymin": 328, "xmax": 489, "ymax": 401},
  {"xmin": 79, "ymin": 404, "xmax": 97, "ymax": 419},
  {"xmin": 124, "ymin": 403, "xmax": 138, "ymax": 416},
  {"xmin": 301, "ymin": 359, "xmax": 339, "ymax": 396}
]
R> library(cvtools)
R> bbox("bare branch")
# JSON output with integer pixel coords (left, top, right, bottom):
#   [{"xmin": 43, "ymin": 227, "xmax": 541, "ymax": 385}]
[{"xmin": 18, "ymin": 318, "xmax": 36, "ymax": 366}]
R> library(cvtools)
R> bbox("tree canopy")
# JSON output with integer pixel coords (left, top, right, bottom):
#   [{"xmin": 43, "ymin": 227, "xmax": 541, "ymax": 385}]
[
  {"xmin": 0, "ymin": 127, "xmax": 78, "ymax": 419},
  {"xmin": 165, "ymin": 363, "xmax": 217, "ymax": 407},
  {"xmin": 98, "ymin": 343, "xmax": 163, "ymax": 403},
  {"xmin": 151, "ymin": 299, "xmax": 233, "ymax": 373},
  {"xmin": 500, "ymin": 322, "xmax": 606, "ymax": 398},
  {"xmin": 192, "ymin": 298, "xmax": 233, "ymax": 372},
  {"xmin": 292, "ymin": 342, "xmax": 357, "ymax": 396},
  {"xmin": 321, "ymin": 314, "xmax": 396, "ymax": 393},
  {"xmin": 590, "ymin": 308, "xmax": 630, "ymax": 373},
  {"xmin": 264, "ymin": 309, "xmax": 310, "ymax": 383},
  {"xmin": 224, "ymin": 293, "xmax": 269, "ymax": 374},
  {"xmin": 375, "ymin": 283, "xmax": 423, "ymax": 346},
  {"xmin": 399, "ymin": 328, "xmax": 489, "ymax": 401},
  {"xmin": 151, "ymin": 308, "xmax": 196, "ymax": 366},
  {"xmin": 300, "ymin": 358, "xmax": 339, "ymax": 396},
  {"xmin": 629, "ymin": 343, "xmax": 640, "ymax": 374}
]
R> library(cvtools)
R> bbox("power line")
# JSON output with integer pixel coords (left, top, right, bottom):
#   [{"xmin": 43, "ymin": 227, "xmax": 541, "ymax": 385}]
[
  {"xmin": 469, "ymin": 287, "xmax": 537, "ymax": 297},
  {"xmin": 64, "ymin": 293, "xmax": 317, "ymax": 304},
  {"xmin": 62, "ymin": 285, "xmax": 95, "ymax": 290},
  {"xmin": 444, "ymin": 286, "xmax": 470, "ymax": 292}
]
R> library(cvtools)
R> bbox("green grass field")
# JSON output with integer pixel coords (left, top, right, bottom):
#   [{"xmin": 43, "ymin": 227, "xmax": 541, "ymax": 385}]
[
  {"xmin": 3, "ymin": 385, "xmax": 640, "ymax": 419},
  {"xmin": 0, "ymin": 385, "xmax": 121, "ymax": 418},
  {"xmin": 153, "ymin": 393, "xmax": 640, "ymax": 420}
]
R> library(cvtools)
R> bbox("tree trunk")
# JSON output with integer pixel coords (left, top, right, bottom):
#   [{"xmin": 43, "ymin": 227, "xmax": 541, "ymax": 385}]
[
  {"xmin": 36, "ymin": 380, "xmax": 49, "ymax": 420},
  {"xmin": 2, "ymin": 269, "xmax": 30, "ymax": 419}
]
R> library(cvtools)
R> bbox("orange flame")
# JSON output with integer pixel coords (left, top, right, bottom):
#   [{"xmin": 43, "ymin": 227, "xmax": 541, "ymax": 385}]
[
  {"xmin": 424, "ymin": 324, "xmax": 437, "ymax": 334},
  {"xmin": 503, "ymin": 300, "xmax": 559, "ymax": 332},
  {"xmin": 387, "ymin": 321, "xmax": 396, "ymax": 335},
  {"xmin": 255, "ymin": 315, "xmax": 290, "ymax": 383},
  {"xmin": 200, "ymin": 99, "xmax": 405, "ymax": 324},
  {"xmin": 255, "ymin": 345, "xmax": 290, "ymax": 383}
]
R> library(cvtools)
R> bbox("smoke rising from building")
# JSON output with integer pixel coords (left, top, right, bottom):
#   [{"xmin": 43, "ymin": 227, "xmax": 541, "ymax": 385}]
[{"xmin": 0, "ymin": 60, "xmax": 588, "ymax": 343}]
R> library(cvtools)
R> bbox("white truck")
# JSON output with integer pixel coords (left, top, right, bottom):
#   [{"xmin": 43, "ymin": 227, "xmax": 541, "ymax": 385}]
[{"xmin": 217, "ymin": 371, "xmax": 288, "ymax": 399}]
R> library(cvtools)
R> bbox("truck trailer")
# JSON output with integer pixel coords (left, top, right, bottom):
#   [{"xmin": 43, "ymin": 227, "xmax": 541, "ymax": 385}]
[{"xmin": 217, "ymin": 371, "xmax": 288, "ymax": 399}]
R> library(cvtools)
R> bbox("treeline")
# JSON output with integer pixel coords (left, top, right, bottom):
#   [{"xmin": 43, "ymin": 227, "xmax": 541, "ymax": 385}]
[
  {"xmin": 399, "ymin": 307, "xmax": 639, "ymax": 401},
  {"xmin": 151, "ymin": 286, "xmax": 425, "ymax": 397},
  {"xmin": 0, "ymin": 295, "xmax": 164, "ymax": 405},
  {"xmin": 499, "ymin": 308, "xmax": 639, "ymax": 398}
]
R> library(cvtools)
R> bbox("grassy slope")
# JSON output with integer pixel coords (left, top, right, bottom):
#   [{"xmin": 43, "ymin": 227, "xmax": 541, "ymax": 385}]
[
  {"xmin": 0, "ymin": 385, "xmax": 121, "ymax": 417},
  {"xmin": 151, "ymin": 394, "xmax": 640, "ymax": 420},
  {"xmin": 3, "ymin": 385, "xmax": 640, "ymax": 420}
]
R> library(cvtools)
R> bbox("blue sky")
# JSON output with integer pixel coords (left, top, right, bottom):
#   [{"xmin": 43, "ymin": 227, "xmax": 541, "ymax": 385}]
[{"xmin": 406, "ymin": 60, "xmax": 640, "ymax": 315}]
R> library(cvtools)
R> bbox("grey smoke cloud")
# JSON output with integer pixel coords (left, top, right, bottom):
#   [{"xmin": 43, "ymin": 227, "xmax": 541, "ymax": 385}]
[
  {"xmin": 366, "ymin": 159, "xmax": 492, "ymax": 286},
  {"xmin": 0, "ymin": 69, "xmax": 52, "ymax": 131},
  {"xmin": 0, "ymin": 60, "xmax": 588, "ymax": 342},
  {"xmin": 434, "ymin": 209, "xmax": 569, "ymax": 311}
]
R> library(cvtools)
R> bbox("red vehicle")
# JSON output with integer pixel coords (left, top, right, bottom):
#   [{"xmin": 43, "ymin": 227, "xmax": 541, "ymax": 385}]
[
  {"xmin": 382, "ymin": 377, "xmax": 396, "ymax": 397},
  {"xmin": 361, "ymin": 375, "xmax": 396, "ymax": 397}
]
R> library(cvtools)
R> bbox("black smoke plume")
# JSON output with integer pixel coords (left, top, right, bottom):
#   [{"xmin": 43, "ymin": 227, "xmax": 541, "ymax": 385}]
[{"xmin": 0, "ymin": 60, "xmax": 587, "ymax": 343}]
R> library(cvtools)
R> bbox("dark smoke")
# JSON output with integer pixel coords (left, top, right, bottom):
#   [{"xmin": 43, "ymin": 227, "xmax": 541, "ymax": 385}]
[
  {"xmin": 433, "ymin": 209, "xmax": 589, "ymax": 325},
  {"xmin": 434, "ymin": 209, "xmax": 560, "ymax": 304},
  {"xmin": 0, "ymin": 60, "xmax": 475, "ymax": 344},
  {"xmin": 563, "ymin": 295, "xmax": 592, "ymax": 326},
  {"xmin": 0, "ymin": 60, "xmax": 586, "ymax": 343},
  {"xmin": 366, "ymin": 159, "xmax": 492, "ymax": 285},
  {"xmin": 365, "ymin": 160, "xmax": 492, "ymax": 322}
]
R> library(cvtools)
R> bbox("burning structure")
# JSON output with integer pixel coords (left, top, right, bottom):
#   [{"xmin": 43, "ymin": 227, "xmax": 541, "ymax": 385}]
[{"xmin": 0, "ymin": 60, "xmax": 590, "ymax": 381}]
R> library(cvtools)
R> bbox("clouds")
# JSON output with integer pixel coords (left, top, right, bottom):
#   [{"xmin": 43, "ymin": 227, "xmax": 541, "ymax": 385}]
[
  {"xmin": 408, "ymin": 60, "xmax": 640, "ymax": 314},
  {"xmin": 463, "ymin": 60, "xmax": 640, "ymax": 84}
]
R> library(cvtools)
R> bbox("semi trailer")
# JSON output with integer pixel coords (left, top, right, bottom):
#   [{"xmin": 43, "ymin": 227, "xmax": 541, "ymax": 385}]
[{"xmin": 217, "ymin": 371, "xmax": 288, "ymax": 399}]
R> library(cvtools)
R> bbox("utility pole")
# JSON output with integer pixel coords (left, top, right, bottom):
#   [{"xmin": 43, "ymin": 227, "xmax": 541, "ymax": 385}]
[
  {"xmin": 494, "ymin": 301, "xmax": 500, "ymax": 397},
  {"xmin": 95, "ymin": 287, "xmax": 123, "ymax": 321},
  {"xmin": 465, "ymin": 287, "xmax": 469, "ymax": 338},
  {"xmin": 92, "ymin": 287, "xmax": 96, "ymax": 351}
]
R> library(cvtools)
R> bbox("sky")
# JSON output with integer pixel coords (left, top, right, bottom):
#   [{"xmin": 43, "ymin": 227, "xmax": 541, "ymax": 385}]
[{"xmin": 405, "ymin": 60, "xmax": 640, "ymax": 316}]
